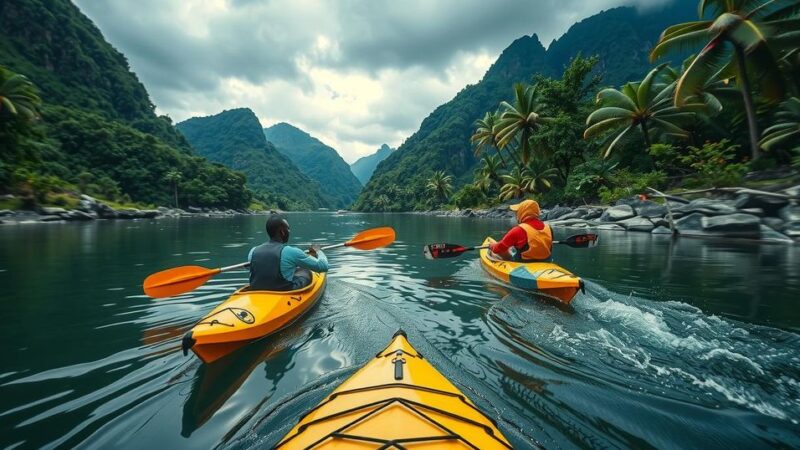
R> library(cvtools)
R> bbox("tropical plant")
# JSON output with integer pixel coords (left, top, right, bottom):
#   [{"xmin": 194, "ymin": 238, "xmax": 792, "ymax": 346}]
[
  {"xmin": 425, "ymin": 171, "xmax": 454, "ymax": 204},
  {"xmin": 495, "ymin": 84, "xmax": 554, "ymax": 165},
  {"xmin": 663, "ymin": 57, "xmax": 739, "ymax": 116},
  {"xmin": 499, "ymin": 167, "xmax": 528, "ymax": 200},
  {"xmin": 471, "ymin": 111, "xmax": 518, "ymax": 168},
  {"xmin": 523, "ymin": 159, "xmax": 559, "ymax": 194},
  {"xmin": 650, "ymin": 0, "xmax": 800, "ymax": 160},
  {"xmin": 164, "ymin": 170, "xmax": 182, "ymax": 208},
  {"xmin": 0, "ymin": 66, "xmax": 41, "ymax": 122},
  {"xmin": 760, "ymin": 97, "xmax": 800, "ymax": 152},
  {"xmin": 584, "ymin": 65, "xmax": 695, "ymax": 156}
]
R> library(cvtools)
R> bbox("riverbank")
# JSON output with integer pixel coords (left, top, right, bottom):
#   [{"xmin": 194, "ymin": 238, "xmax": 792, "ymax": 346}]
[
  {"xmin": 0, "ymin": 194, "xmax": 264, "ymax": 225},
  {"xmin": 421, "ymin": 185, "xmax": 800, "ymax": 243}
]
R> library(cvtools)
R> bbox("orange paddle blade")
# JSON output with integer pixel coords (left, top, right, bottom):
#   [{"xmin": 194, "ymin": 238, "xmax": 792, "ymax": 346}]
[
  {"xmin": 143, "ymin": 265, "xmax": 221, "ymax": 299},
  {"xmin": 345, "ymin": 226, "xmax": 396, "ymax": 250}
]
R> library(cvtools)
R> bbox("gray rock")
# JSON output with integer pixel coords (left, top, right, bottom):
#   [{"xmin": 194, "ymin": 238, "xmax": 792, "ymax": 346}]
[
  {"xmin": 543, "ymin": 206, "xmax": 572, "ymax": 221},
  {"xmin": 39, "ymin": 215, "xmax": 63, "ymax": 222},
  {"xmin": 701, "ymin": 213, "xmax": 761, "ymax": 237},
  {"xmin": 734, "ymin": 193, "xmax": 789, "ymax": 216},
  {"xmin": 781, "ymin": 184, "xmax": 800, "ymax": 198},
  {"xmin": 157, "ymin": 206, "xmax": 170, "ymax": 212},
  {"xmin": 0, "ymin": 209, "xmax": 13, "ymax": 217},
  {"xmin": 675, "ymin": 213, "xmax": 707, "ymax": 236},
  {"xmin": 115, "ymin": 209, "xmax": 141, "ymax": 219},
  {"xmin": 618, "ymin": 217, "xmax": 655, "ymax": 232},
  {"xmin": 759, "ymin": 225, "xmax": 793, "ymax": 243},
  {"xmin": 738, "ymin": 208, "xmax": 764, "ymax": 216},
  {"xmin": 674, "ymin": 198, "xmax": 737, "ymax": 216},
  {"xmin": 96, "ymin": 203, "xmax": 117, "ymax": 219},
  {"xmin": 187, "ymin": 206, "xmax": 203, "ymax": 214},
  {"xmin": 781, "ymin": 221, "xmax": 800, "ymax": 238},
  {"xmin": 599, "ymin": 204, "xmax": 635, "ymax": 222},
  {"xmin": 596, "ymin": 223, "xmax": 626, "ymax": 231},
  {"xmin": 556, "ymin": 209, "xmax": 585, "ymax": 221},
  {"xmin": 651, "ymin": 226, "xmax": 673, "ymax": 235},
  {"xmin": 615, "ymin": 197, "xmax": 651, "ymax": 211},
  {"xmin": 62, "ymin": 210, "xmax": 95, "ymax": 221},
  {"xmin": 582, "ymin": 208, "xmax": 604, "ymax": 220},
  {"xmin": 38, "ymin": 207, "xmax": 68, "ymax": 215},
  {"xmin": 779, "ymin": 205, "xmax": 800, "ymax": 223},
  {"xmin": 637, "ymin": 203, "xmax": 668, "ymax": 218}
]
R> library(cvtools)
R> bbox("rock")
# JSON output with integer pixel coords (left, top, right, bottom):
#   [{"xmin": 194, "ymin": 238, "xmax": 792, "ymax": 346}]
[
  {"xmin": 61, "ymin": 210, "xmax": 95, "ymax": 221},
  {"xmin": 615, "ymin": 197, "xmax": 651, "ymax": 211},
  {"xmin": 187, "ymin": 206, "xmax": 203, "ymax": 214},
  {"xmin": 734, "ymin": 193, "xmax": 789, "ymax": 216},
  {"xmin": 701, "ymin": 213, "xmax": 761, "ymax": 238},
  {"xmin": 542, "ymin": 206, "xmax": 572, "ymax": 221},
  {"xmin": 636, "ymin": 203, "xmax": 668, "ymax": 218},
  {"xmin": 651, "ymin": 226, "xmax": 673, "ymax": 235},
  {"xmin": 673, "ymin": 198, "xmax": 737, "ymax": 216},
  {"xmin": 618, "ymin": 217, "xmax": 655, "ymax": 232},
  {"xmin": 95, "ymin": 202, "xmax": 117, "ymax": 219},
  {"xmin": 761, "ymin": 217, "xmax": 785, "ymax": 230},
  {"xmin": 38, "ymin": 206, "xmax": 68, "ymax": 215},
  {"xmin": 779, "ymin": 205, "xmax": 800, "ymax": 223},
  {"xmin": 157, "ymin": 206, "xmax": 170, "ymax": 212},
  {"xmin": 556, "ymin": 209, "xmax": 584, "ymax": 221},
  {"xmin": 651, "ymin": 217, "xmax": 670, "ymax": 228},
  {"xmin": 738, "ymin": 208, "xmax": 764, "ymax": 216},
  {"xmin": 139, "ymin": 210, "xmax": 160, "ymax": 218},
  {"xmin": 39, "ymin": 215, "xmax": 63, "ymax": 222},
  {"xmin": 582, "ymin": 208, "xmax": 604, "ymax": 220},
  {"xmin": 781, "ymin": 184, "xmax": 800, "ymax": 198},
  {"xmin": 781, "ymin": 221, "xmax": 800, "ymax": 238},
  {"xmin": 599, "ymin": 204, "xmax": 635, "ymax": 222},
  {"xmin": 759, "ymin": 225, "xmax": 793, "ymax": 243},
  {"xmin": 596, "ymin": 223, "xmax": 626, "ymax": 231},
  {"xmin": 675, "ymin": 213, "xmax": 707, "ymax": 236},
  {"xmin": 115, "ymin": 208, "xmax": 141, "ymax": 219},
  {"xmin": 0, "ymin": 209, "xmax": 13, "ymax": 217}
]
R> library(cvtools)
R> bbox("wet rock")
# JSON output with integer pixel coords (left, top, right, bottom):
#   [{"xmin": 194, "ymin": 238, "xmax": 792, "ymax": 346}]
[
  {"xmin": 582, "ymin": 208, "xmax": 604, "ymax": 220},
  {"xmin": 675, "ymin": 213, "xmax": 707, "ymax": 236},
  {"xmin": 61, "ymin": 210, "xmax": 95, "ymax": 221},
  {"xmin": 651, "ymin": 226, "xmax": 673, "ymax": 235},
  {"xmin": 187, "ymin": 206, "xmax": 203, "ymax": 214},
  {"xmin": 781, "ymin": 221, "xmax": 800, "ymax": 238},
  {"xmin": 759, "ymin": 225, "xmax": 793, "ymax": 243},
  {"xmin": 738, "ymin": 208, "xmax": 764, "ymax": 216},
  {"xmin": 673, "ymin": 198, "xmax": 737, "ymax": 216},
  {"xmin": 637, "ymin": 203, "xmax": 668, "ymax": 218},
  {"xmin": 38, "ymin": 206, "xmax": 68, "ymax": 215},
  {"xmin": 734, "ymin": 193, "xmax": 789, "ymax": 216},
  {"xmin": 781, "ymin": 184, "xmax": 800, "ymax": 198},
  {"xmin": 543, "ymin": 206, "xmax": 572, "ymax": 221},
  {"xmin": 599, "ymin": 204, "xmax": 635, "ymax": 222},
  {"xmin": 618, "ymin": 217, "xmax": 655, "ymax": 232},
  {"xmin": 96, "ymin": 203, "xmax": 117, "ymax": 219},
  {"xmin": 596, "ymin": 223, "xmax": 625, "ymax": 231},
  {"xmin": 39, "ymin": 215, "xmax": 63, "ymax": 222},
  {"xmin": 761, "ymin": 217, "xmax": 785, "ymax": 230},
  {"xmin": 779, "ymin": 205, "xmax": 800, "ymax": 223},
  {"xmin": 701, "ymin": 213, "xmax": 761, "ymax": 237},
  {"xmin": 0, "ymin": 209, "xmax": 13, "ymax": 217}
]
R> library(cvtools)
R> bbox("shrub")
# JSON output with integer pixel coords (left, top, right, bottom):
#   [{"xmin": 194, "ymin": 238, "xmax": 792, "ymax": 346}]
[
  {"xmin": 598, "ymin": 169, "xmax": 666, "ymax": 204},
  {"xmin": 452, "ymin": 184, "xmax": 487, "ymax": 209}
]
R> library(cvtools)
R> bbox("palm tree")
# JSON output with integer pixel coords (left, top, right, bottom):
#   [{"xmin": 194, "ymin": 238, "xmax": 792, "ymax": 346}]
[
  {"xmin": 471, "ymin": 111, "xmax": 519, "ymax": 168},
  {"xmin": 650, "ymin": 0, "xmax": 799, "ymax": 160},
  {"xmin": 478, "ymin": 155, "xmax": 503, "ymax": 184},
  {"xmin": 664, "ymin": 58, "xmax": 739, "ymax": 116},
  {"xmin": 473, "ymin": 171, "xmax": 493, "ymax": 194},
  {"xmin": 425, "ymin": 171, "xmax": 454, "ymax": 204},
  {"xmin": 584, "ymin": 65, "xmax": 694, "ymax": 157},
  {"xmin": 499, "ymin": 168, "xmax": 528, "ymax": 201},
  {"xmin": 164, "ymin": 170, "xmax": 182, "ymax": 208},
  {"xmin": 523, "ymin": 159, "xmax": 559, "ymax": 194},
  {"xmin": 495, "ymin": 84, "xmax": 554, "ymax": 165},
  {"xmin": 760, "ymin": 97, "xmax": 800, "ymax": 152},
  {"xmin": 0, "ymin": 66, "xmax": 41, "ymax": 122}
]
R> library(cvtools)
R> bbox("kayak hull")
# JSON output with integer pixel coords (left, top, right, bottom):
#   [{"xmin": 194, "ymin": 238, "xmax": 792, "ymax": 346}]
[
  {"xmin": 184, "ymin": 272, "xmax": 326, "ymax": 363},
  {"xmin": 479, "ymin": 237, "xmax": 582, "ymax": 303},
  {"xmin": 277, "ymin": 330, "xmax": 512, "ymax": 449}
]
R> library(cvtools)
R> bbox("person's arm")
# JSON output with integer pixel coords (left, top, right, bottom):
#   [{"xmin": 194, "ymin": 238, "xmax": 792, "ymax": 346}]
[
  {"xmin": 283, "ymin": 246, "xmax": 330, "ymax": 273},
  {"xmin": 490, "ymin": 226, "xmax": 525, "ymax": 256},
  {"xmin": 247, "ymin": 247, "xmax": 256, "ymax": 262}
]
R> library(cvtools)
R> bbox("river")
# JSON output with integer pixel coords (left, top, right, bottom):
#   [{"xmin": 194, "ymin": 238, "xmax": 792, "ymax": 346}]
[{"xmin": 1, "ymin": 213, "xmax": 799, "ymax": 449}]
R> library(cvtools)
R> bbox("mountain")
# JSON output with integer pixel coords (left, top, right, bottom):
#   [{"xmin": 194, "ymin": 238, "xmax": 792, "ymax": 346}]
[
  {"xmin": 264, "ymin": 123, "xmax": 363, "ymax": 208},
  {"xmin": 350, "ymin": 144, "xmax": 394, "ymax": 185},
  {"xmin": 177, "ymin": 109, "xmax": 327, "ymax": 210},
  {"xmin": 0, "ymin": 0, "xmax": 251, "ymax": 209},
  {"xmin": 353, "ymin": 0, "xmax": 696, "ymax": 211}
]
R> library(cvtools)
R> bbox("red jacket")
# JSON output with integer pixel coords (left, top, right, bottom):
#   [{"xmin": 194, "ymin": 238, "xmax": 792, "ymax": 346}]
[{"xmin": 490, "ymin": 218, "xmax": 549, "ymax": 258}]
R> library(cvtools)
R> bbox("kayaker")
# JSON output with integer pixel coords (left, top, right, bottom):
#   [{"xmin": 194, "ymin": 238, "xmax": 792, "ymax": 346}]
[
  {"xmin": 490, "ymin": 199, "xmax": 553, "ymax": 261},
  {"xmin": 247, "ymin": 214, "xmax": 329, "ymax": 291}
]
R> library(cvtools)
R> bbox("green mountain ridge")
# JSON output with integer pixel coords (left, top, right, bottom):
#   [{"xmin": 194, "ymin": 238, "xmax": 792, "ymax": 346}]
[
  {"xmin": 353, "ymin": 0, "xmax": 696, "ymax": 211},
  {"xmin": 0, "ymin": 0, "xmax": 252, "ymax": 209},
  {"xmin": 177, "ymin": 109, "xmax": 327, "ymax": 210},
  {"xmin": 350, "ymin": 144, "xmax": 395, "ymax": 185},
  {"xmin": 264, "ymin": 123, "xmax": 363, "ymax": 209}
]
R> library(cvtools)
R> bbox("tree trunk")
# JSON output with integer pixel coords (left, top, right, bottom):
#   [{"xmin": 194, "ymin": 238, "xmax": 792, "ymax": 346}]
[
  {"xmin": 640, "ymin": 120, "xmax": 652, "ymax": 151},
  {"xmin": 734, "ymin": 44, "xmax": 761, "ymax": 161},
  {"xmin": 493, "ymin": 146, "xmax": 508, "ymax": 168}
]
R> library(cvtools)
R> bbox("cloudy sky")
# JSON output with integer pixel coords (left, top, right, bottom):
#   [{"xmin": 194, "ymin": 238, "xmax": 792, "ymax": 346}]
[{"xmin": 74, "ymin": 0, "xmax": 670, "ymax": 162}]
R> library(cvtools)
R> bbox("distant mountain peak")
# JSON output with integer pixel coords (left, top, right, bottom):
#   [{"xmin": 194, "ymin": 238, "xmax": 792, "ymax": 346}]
[{"xmin": 350, "ymin": 144, "xmax": 395, "ymax": 185}]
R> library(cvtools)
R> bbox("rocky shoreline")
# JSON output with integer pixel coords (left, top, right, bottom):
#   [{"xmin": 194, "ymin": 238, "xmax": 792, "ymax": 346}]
[
  {"xmin": 0, "ymin": 194, "xmax": 261, "ymax": 225},
  {"xmin": 424, "ymin": 185, "xmax": 800, "ymax": 244}
]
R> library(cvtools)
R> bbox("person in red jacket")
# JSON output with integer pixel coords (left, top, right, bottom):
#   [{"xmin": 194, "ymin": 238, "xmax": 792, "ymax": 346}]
[{"xmin": 490, "ymin": 199, "xmax": 553, "ymax": 261}]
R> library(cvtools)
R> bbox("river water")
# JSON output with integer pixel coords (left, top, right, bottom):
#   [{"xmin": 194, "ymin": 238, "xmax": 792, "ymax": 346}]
[{"xmin": 1, "ymin": 213, "xmax": 798, "ymax": 449}]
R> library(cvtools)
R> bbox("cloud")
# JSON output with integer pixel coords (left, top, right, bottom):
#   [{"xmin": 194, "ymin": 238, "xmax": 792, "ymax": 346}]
[{"xmin": 74, "ymin": 0, "xmax": 673, "ymax": 162}]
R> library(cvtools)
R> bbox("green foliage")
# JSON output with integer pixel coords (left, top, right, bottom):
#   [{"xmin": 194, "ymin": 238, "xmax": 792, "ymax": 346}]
[
  {"xmin": 678, "ymin": 140, "xmax": 748, "ymax": 187},
  {"xmin": 177, "ymin": 109, "xmax": 325, "ymax": 210},
  {"xmin": 452, "ymin": 184, "xmax": 487, "ymax": 209},
  {"xmin": 598, "ymin": 169, "xmax": 666, "ymax": 204},
  {"xmin": 425, "ymin": 171, "xmax": 454, "ymax": 206},
  {"xmin": 264, "ymin": 122, "xmax": 363, "ymax": 208},
  {"xmin": 761, "ymin": 97, "xmax": 800, "ymax": 153},
  {"xmin": 563, "ymin": 157, "xmax": 620, "ymax": 202}
]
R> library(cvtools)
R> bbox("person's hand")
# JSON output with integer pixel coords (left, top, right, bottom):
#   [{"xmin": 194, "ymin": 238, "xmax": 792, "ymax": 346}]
[{"xmin": 307, "ymin": 244, "xmax": 321, "ymax": 257}]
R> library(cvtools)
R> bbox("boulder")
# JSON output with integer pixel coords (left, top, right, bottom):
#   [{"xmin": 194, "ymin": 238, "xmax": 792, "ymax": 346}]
[
  {"xmin": 761, "ymin": 217, "xmax": 785, "ymax": 230},
  {"xmin": 636, "ymin": 203, "xmax": 668, "ymax": 218},
  {"xmin": 734, "ymin": 193, "xmax": 789, "ymax": 216},
  {"xmin": 651, "ymin": 226, "xmax": 673, "ymax": 235},
  {"xmin": 673, "ymin": 198, "xmax": 737, "ymax": 216},
  {"xmin": 619, "ymin": 217, "xmax": 655, "ymax": 232},
  {"xmin": 701, "ymin": 213, "xmax": 761, "ymax": 237},
  {"xmin": 61, "ymin": 210, "xmax": 95, "ymax": 221},
  {"xmin": 615, "ymin": 197, "xmax": 651, "ymax": 212},
  {"xmin": 738, "ymin": 208, "xmax": 764, "ymax": 216},
  {"xmin": 599, "ymin": 204, "xmax": 635, "ymax": 222},
  {"xmin": 779, "ymin": 205, "xmax": 800, "ymax": 223},
  {"xmin": 38, "ymin": 206, "xmax": 68, "ymax": 215},
  {"xmin": 115, "ymin": 208, "xmax": 141, "ymax": 219},
  {"xmin": 781, "ymin": 221, "xmax": 800, "ymax": 238},
  {"xmin": 596, "ymin": 223, "xmax": 626, "ymax": 231},
  {"xmin": 39, "ymin": 215, "xmax": 63, "ymax": 222},
  {"xmin": 543, "ymin": 206, "xmax": 572, "ymax": 221},
  {"xmin": 0, "ymin": 209, "xmax": 13, "ymax": 217},
  {"xmin": 96, "ymin": 203, "xmax": 117, "ymax": 219},
  {"xmin": 759, "ymin": 225, "xmax": 793, "ymax": 243},
  {"xmin": 187, "ymin": 206, "xmax": 203, "ymax": 214},
  {"xmin": 675, "ymin": 213, "xmax": 707, "ymax": 236},
  {"xmin": 781, "ymin": 184, "xmax": 800, "ymax": 198},
  {"xmin": 582, "ymin": 208, "xmax": 604, "ymax": 220},
  {"xmin": 139, "ymin": 210, "xmax": 160, "ymax": 218}
]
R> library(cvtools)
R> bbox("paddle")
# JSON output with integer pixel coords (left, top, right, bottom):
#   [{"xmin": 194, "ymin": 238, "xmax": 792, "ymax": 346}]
[
  {"xmin": 423, "ymin": 233, "xmax": 598, "ymax": 260},
  {"xmin": 143, "ymin": 227, "xmax": 395, "ymax": 299}
]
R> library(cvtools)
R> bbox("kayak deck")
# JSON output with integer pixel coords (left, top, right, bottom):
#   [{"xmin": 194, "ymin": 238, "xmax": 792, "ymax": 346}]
[
  {"xmin": 479, "ymin": 237, "xmax": 583, "ymax": 303},
  {"xmin": 182, "ymin": 272, "xmax": 326, "ymax": 363},
  {"xmin": 276, "ymin": 330, "xmax": 512, "ymax": 449}
]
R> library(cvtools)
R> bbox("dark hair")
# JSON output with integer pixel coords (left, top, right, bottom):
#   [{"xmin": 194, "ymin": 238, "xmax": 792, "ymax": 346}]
[{"xmin": 266, "ymin": 214, "xmax": 287, "ymax": 238}]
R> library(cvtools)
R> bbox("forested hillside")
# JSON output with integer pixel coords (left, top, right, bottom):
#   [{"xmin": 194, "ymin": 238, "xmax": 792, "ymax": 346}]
[
  {"xmin": 0, "ymin": 0, "xmax": 252, "ymax": 209},
  {"xmin": 177, "ymin": 109, "xmax": 328, "ymax": 210},
  {"xmin": 264, "ymin": 123, "xmax": 363, "ymax": 208},
  {"xmin": 353, "ymin": 0, "xmax": 696, "ymax": 211},
  {"xmin": 350, "ymin": 144, "xmax": 394, "ymax": 185}
]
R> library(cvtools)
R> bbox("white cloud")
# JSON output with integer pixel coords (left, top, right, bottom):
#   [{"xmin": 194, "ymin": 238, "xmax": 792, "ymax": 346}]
[{"xmin": 74, "ymin": 0, "xmax": 673, "ymax": 162}]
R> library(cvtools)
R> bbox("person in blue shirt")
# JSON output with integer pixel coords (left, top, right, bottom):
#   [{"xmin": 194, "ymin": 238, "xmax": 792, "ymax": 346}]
[{"xmin": 247, "ymin": 214, "xmax": 329, "ymax": 291}]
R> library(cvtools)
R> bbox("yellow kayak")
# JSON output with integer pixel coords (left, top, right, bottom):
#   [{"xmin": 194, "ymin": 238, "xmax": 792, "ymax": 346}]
[
  {"xmin": 276, "ymin": 330, "xmax": 512, "ymax": 449},
  {"xmin": 181, "ymin": 272, "xmax": 326, "ymax": 363},
  {"xmin": 480, "ymin": 237, "xmax": 583, "ymax": 304}
]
